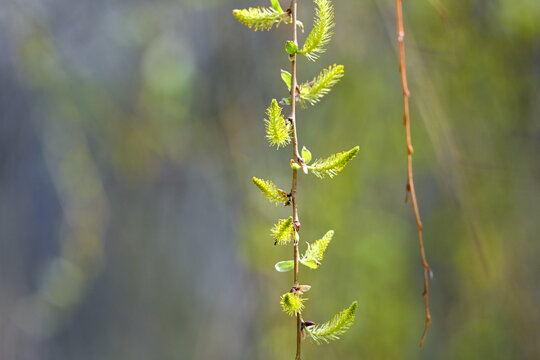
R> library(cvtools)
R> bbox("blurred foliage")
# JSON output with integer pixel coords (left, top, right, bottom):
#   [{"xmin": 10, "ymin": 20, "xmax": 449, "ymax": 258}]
[{"xmin": 0, "ymin": 0, "xmax": 538, "ymax": 359}]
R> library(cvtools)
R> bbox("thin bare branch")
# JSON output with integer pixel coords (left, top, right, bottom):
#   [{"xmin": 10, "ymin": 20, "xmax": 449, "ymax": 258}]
[{"xmin": 396, "ymin": 0, "xmax": 431, "ymax": 348}]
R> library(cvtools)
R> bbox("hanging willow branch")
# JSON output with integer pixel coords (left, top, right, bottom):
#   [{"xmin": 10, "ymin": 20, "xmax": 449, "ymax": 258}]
[
  {"xmin": 396, "ymin": 0, "xmax": 432, "ymax": 348},
  {"xmin": 234, "ymin": 1, "xmax": 357, "ymax": 358},
  {"xmin": 288, "ymin": 4, "xmax": 303, "ymax": 358}
]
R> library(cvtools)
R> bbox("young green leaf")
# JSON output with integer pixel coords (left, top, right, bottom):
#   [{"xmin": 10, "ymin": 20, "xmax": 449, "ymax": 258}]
[
  {"xmin": 298, "ymin": 0, "xmax": 335, "ymax": 61},
  {"xmin": 264, "ymin": 99, "xmax": 291, "ymax": 149},
  {"xmin": 305, "ymin": 301, "xmax": 357, "ymax": 344},
  {"xmin": 281, "ymin": 70, "xmax": 292, "ymax": 91},
  {"xmin": 280, "ymin": 292, "xmax": 306, "ymax": 316},
  {"xmin": 275, "ymin": 260, "xmax": 294, "ymax": 272},
  {"xmin": 232, "ymin": 7, "xmax": 284, "ymax": 31},
  {"xmin": 252, "ymin": 177, "xmax": 289, "ymax": 205},
  {"xmin": 285, "ymin": 40, "xmax": 298, "ymax": 55},
  {"xmin": 299, "ymin": 64, "xmax": 344, "ymax": 106},
  {"xmin": 301, "ymin": 146, "xmax": 312, "ymax": 164},
  {"xmin": 308, "ymin": 146, "xmax": 359, "ymax": 179},
  {"xmin": 290, "ymin": 161, "xmax": 302, "ymax": 170},
  {"xmin": 271, "ymin": 217, "xmax": 295, "ymax": 245},
  {"xmin": 300, "ymin": 258, "xmax": 320, "ymax": 270},
  {"xmin": 280, "ymin": 97, "xmax": 292, "ymax": 106},
  {"xmin": 270, "ymin": 0, "xmax": 283, "ymax": 12},
  {"xmin": 300, "ymin": 230, "xmax": 334, "ymax": 269}
]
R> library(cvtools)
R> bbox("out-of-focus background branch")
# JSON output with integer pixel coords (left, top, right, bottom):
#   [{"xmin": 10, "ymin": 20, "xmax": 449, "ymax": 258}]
[{"xmin": 0, "ymin": 0, "xmax": 538, "ymax": 359}]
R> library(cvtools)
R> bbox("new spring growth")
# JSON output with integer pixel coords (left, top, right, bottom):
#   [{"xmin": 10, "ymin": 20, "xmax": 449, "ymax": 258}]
[{"xmin": 234, "ymin": 0, "xmax": 359, "ymax": 352}]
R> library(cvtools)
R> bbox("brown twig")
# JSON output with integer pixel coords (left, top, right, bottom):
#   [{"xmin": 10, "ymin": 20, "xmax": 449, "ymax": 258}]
[
  {"xmin": 396, "ymin": 0, "xmax": 431, "ymax": 347},
  {"xmin": 288, "ymin": 2, "xmax": 302, "ymax": 359}
]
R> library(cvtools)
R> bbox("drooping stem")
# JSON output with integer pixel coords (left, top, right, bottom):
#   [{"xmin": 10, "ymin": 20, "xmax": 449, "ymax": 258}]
[
  {"xmin": 396, "ymin": 0, "xmax": 431, "ymax": 347},
  {"xmin": 288, "ymin": 1, "xmax": 302, "ymax": 359}
]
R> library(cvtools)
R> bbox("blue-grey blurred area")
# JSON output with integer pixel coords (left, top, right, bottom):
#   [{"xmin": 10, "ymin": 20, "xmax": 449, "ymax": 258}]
[{"xmin": 0, "ymin": 0, "xmax": 539, "ymax": 359}]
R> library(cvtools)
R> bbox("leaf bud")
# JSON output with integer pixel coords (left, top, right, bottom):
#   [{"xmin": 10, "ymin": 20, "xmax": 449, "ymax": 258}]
[{"xmin": 285, "ymin": 40, "xmax": 298, "ymax": 55}]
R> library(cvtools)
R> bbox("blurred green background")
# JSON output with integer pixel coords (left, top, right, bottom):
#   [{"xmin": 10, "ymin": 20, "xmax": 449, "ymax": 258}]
[{"xmin": 0, "ymin": 0, "xmax": 539, "ymax": 359}]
